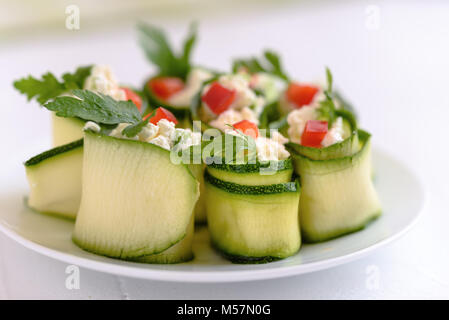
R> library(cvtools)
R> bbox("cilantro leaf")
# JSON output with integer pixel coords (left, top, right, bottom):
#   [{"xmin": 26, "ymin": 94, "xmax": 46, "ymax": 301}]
[
  {"xmin": 232, "ymin": 50, "xmax": 289, "ymax": 81},
  {"xmin": 44, "ymin": 89, "xmax": 142, "ymax": 125},
  {"xmin": 13, "ymin": 65, "xmax": 93, "ymax": 105},
  {"xmin": 137, "ymin": 22, "xmax": 197, "ymax": 79}
]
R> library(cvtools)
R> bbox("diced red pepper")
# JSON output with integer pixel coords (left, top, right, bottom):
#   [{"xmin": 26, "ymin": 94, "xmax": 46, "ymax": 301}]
[
  {"xmin": 201, "ymin": 82, "xmax": 236, "ymax": 115},
  {"xmin": 143, "ymin": 107, "xmax": 178, "ymax": 125},
  {"xmin": 233, "ymin": 120, "xmax": 259, "ymax": 139},
  {"xmin": 301, "ymin": 120, "xmax": 328, "ymax": 148},
  {"xmin": 286, "ymin": 83, "xmax": 319, "ymax": 108},
  {"xmin": 121, "ymin": 87, "xmax": 143, "ymax": 111},
  {"xmin": 148, "ymin": 77, "xmax": 184, "ymax": 100}
]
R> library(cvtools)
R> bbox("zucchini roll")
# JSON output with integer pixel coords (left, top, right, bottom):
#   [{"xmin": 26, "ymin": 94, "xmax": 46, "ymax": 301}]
[
  {"xmin": 284, "ymin": 68, "xmax": 381, "ymax": 242},
  {"xmin": 204, "ymin": 129, "xmax": 301, "ymax": 263},
  {"xmin": 137, "ymin": 22, "xmax": 215, "ymax": 128}
]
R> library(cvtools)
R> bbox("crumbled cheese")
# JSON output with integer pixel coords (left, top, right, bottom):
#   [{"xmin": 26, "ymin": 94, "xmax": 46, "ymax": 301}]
[
  {"xmin": 287, "ymin": 106, "xmax": 319, "ymax": 144},
  {"xmin": 83, "ymin": 121, "xmax": 101, "ymax": 133},
  {"xmin": 157, "ymin": 119, "xmax": 177, "ymax": 141},
  {"xmin": 225, "ymin": 128, "xmax": 290, "ymax": 161},
  {"xmin": 149, "ymin": 135, "xmax": 171, "ymax": 150},
  {"xmin": 255, "ymin": 135, "xmax": 290, "ymax": 161},
  {"xmin": 321, "ymin": 117, "xmax": 345, "ymax": 147},
  {"xmin": 109, "ymin": 123, "xmax": 139, "ymax": 141},
  {"xmin": 138, "ymin": 122, "xmax": 158, "ymax": 141},
  {"xmin": 167, "ymin": 68, "xmax": 213, "ymax": 106},
  {"xmin": 108, "ymin": 119, "xmax": 200, "ymax": 151},
  {"xmin": 270, "ymin": 130, "xmax": 289, "ymax": 145},
  {"xmin": 174, "ymin": 128, "xmax": 202, "ymax": 150},
  {"xmin": 202, "ymin": 73, "xmax": 260, "ymax": 115},
  {"xmin": 83, "ymin": 65, "xmax": 126, "ymax": 101},
  {"xmin": 209, "ymin": 107, "xmax": 259, "ymax": 132},
  {"xmin": 219, "ymin": 74, "xmax": 256, "ymax": 110}
]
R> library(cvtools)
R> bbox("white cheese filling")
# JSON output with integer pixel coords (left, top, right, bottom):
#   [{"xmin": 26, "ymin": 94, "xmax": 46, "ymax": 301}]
[
  {"xmin": 226, "ymin": 129, "xmax": 290, "ymax": 161},
  {"xmin": 167, "ymin": 68, "xmax": 213, "ymax": 107},
  {"xmin": 287, "ymin": 107, "xmax": 346, "ymax": 147},
  {"xmin": 202, "ymin": 73, "xmax": 265, "ymax": 118},
  {"xmin": 83, "ymin": 65, "xmax": 126, "ymax": 101},
  {"xmin": 109, "ymin": 119, "xmax": 201, "ymax": 151},
  {"xmin": 209, "ymin": 107, "xmax": 259, "ymax": 132}
]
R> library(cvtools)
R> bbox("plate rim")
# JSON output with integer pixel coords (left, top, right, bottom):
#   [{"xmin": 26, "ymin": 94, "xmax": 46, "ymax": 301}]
[{"xmin": 0, "ymin": 147, "xmax": 427, "ymax": 283}]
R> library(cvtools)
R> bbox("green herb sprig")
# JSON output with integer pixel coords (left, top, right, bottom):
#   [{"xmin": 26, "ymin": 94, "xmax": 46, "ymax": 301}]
[
  {"xmin": 232, "ymin": 50, "xmax": 289, "ymax": 81},
  {"xmin": 13, "ymin": 65, "xmax": 92, "ymax": 104},
  {"xmin": 137, "ymin": 22, "xmax": 197, "ymax": 80}
]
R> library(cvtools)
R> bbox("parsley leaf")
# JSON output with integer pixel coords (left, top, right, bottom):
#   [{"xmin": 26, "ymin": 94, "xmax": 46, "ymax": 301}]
[
  {"xmin": 13, "ymin": 73, "xmax": 65, "ymax": 105},
  {"xmin": 61, "ymin": 65, "xmax": 93, "ymax": 90},
  {"xmin": 122, "ymin": 119, "xmax": 149, "ymax": 138},
  {"xmin": 232, "ymin": 50, "xmax": 289, "ymax": 81},
  {"xmin": 13, "ymin": 65, "xmax": 93, "ymax": 104},
  {"xmin": 137, "ymin": 22, "xmax": 197, "ymax": 80},
  {"xmin": 317, "ymin": 67, "xmax": 337, "ymax": 127},
  {"xmin": 44, "ymin": 89, "xmax": 141, "ymax": 125}
]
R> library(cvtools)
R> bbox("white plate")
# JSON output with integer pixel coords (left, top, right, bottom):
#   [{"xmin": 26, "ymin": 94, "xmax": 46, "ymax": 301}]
[{"xmin": 0, "ymin": 147, "xmax": 425, "ymax": 283}]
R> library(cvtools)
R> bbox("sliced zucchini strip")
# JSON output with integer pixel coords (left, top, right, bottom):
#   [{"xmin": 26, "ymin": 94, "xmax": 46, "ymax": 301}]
[
  {"xmin": 73, "ymin": 131, "xmax": 199, "ymax": 262},
  {"xmin": 291, "ymin": 130, "xmax": 381, "ymax": 243},
  {"xmin": 206, "ymin": 159, "xmax": 293, "ymax": 186},
  {"xmin": 25, "ymin": 139, "xmax": 83, "ymax": 220},
  {"xmin": 51, "ymin": 113, "xmax": 85, "ymax": 147},
  {"xmin": 205, "ymin": 172, "xmax": 301, "ymax": 263}
]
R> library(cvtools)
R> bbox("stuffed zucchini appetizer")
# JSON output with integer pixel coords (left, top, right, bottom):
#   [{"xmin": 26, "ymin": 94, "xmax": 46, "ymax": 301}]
[
  {"xmin": 14, "ymin": 65, "xmax": 144, "ymax": 146},
  {"xmin": 39, "ymin": 89, "xmax": 201, "ymax": 263},
  {"xmin": 138, "ymin": 22, "xmax": 215, "ymax": 128},
  {"xmin": 285, "ymin": 69, "xmax": 381, "ymax": 242},
  {"xmin": 204, "ymin": 122, "xmax": 301, "ymax": 263}
]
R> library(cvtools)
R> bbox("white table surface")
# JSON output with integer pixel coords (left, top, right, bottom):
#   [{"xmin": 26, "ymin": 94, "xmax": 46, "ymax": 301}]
[{"xmin": 0, "ymin": 0, "xmax": 448, "ymax": 299}]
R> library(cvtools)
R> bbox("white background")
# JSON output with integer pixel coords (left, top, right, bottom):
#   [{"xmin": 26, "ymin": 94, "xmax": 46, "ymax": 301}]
[{"xmin": 0, "ymin": 0, "xmax": 448, "ymax": 299}]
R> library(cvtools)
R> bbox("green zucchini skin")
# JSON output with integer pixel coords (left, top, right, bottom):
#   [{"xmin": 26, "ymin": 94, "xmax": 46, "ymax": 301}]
[
  {"xmin": 204, "ymin": 171, "xmax": 298, "ymax": 195},
  {"xmin": 291, "ymin": 129, "xmax": 382, "ymax": 243},
  {"xmin": 205, "ymin": 173, "xmax": 301, "ymax": 263},
  {"xmin": 25, "ymin": 139, "xmax": 84, "ymax": 220},
  {"xmin": 206, "ymin": 159, "xmax": 293, "ymax": 186},
  {"xmin": 211, "ymin": 242, "xmax": 282, "ymax": 264},
  {"xmin": 25, "ymin": 139, "xmax": 83, "ymax": 167}
]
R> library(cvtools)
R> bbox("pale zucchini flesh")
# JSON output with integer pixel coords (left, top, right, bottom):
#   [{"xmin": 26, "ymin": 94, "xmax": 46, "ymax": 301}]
[
  {"xmin": 205, "ymin": 173, "xmax": 301, "ymax": 263},
  {"xmin": 73, "ymin": 131, "xmax": 199, "ymax": 261},
  {"xmin": 188, "ymin": 163, "xmax": 208, "ymax": 224},
  {"xmin": 135, "ymin": 214, "xmax": 195, "ymax": 264},
  {"xmin": 25, "ymin": 139, "xmax": 83, "ymax": 220},
  {"xmin": 52, "ymin": 113, "xmax": 85, "ymax": 147}
]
